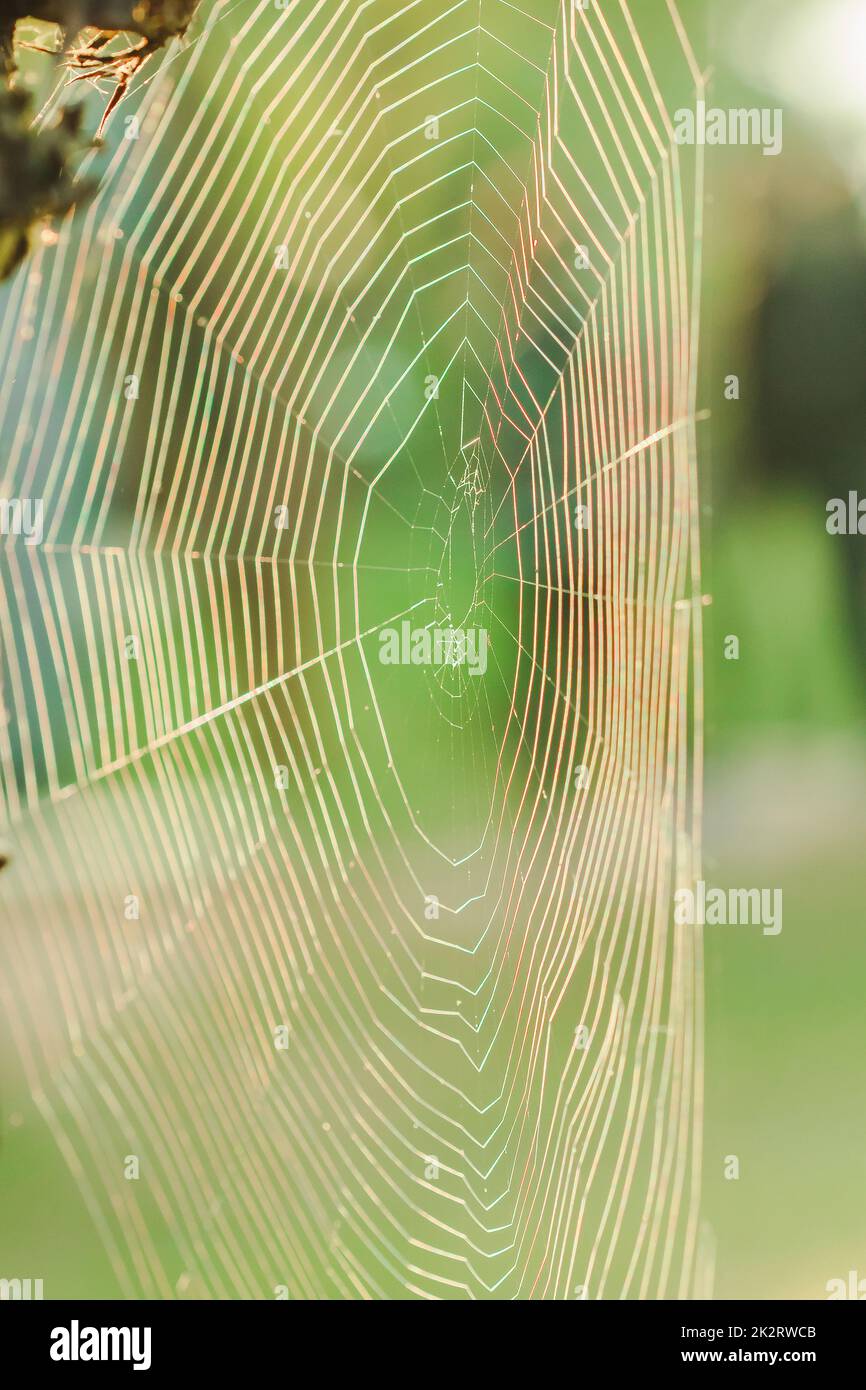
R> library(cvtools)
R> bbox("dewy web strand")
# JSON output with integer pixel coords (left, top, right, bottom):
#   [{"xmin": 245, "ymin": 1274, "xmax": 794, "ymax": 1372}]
[{"xmin": 0, "ymin": 0, "xmax": 704, "ymax": 1301}]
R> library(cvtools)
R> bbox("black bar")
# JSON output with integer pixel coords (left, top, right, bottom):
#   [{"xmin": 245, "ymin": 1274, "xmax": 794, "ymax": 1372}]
[{"xmin": 3, "ymin": 1298, "xmax": 863, "ymax": 1376}]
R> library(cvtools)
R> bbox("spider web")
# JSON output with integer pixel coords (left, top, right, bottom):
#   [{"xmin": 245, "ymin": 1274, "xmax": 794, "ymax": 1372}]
[{"xmin": 0, "ymin": 0, "xmax": 706, "ymax": 1299}]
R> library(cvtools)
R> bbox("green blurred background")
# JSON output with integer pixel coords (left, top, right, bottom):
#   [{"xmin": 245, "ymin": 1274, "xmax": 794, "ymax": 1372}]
[{"xmin": 699, "ymin": 0, "xmax": 866, "ymax": 1301}]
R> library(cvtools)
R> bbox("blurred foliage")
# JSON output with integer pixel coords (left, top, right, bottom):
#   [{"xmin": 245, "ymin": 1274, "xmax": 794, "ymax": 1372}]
[{"xmin": 0, "ymin": 87, "xmax": 93, "ymax": 279}]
